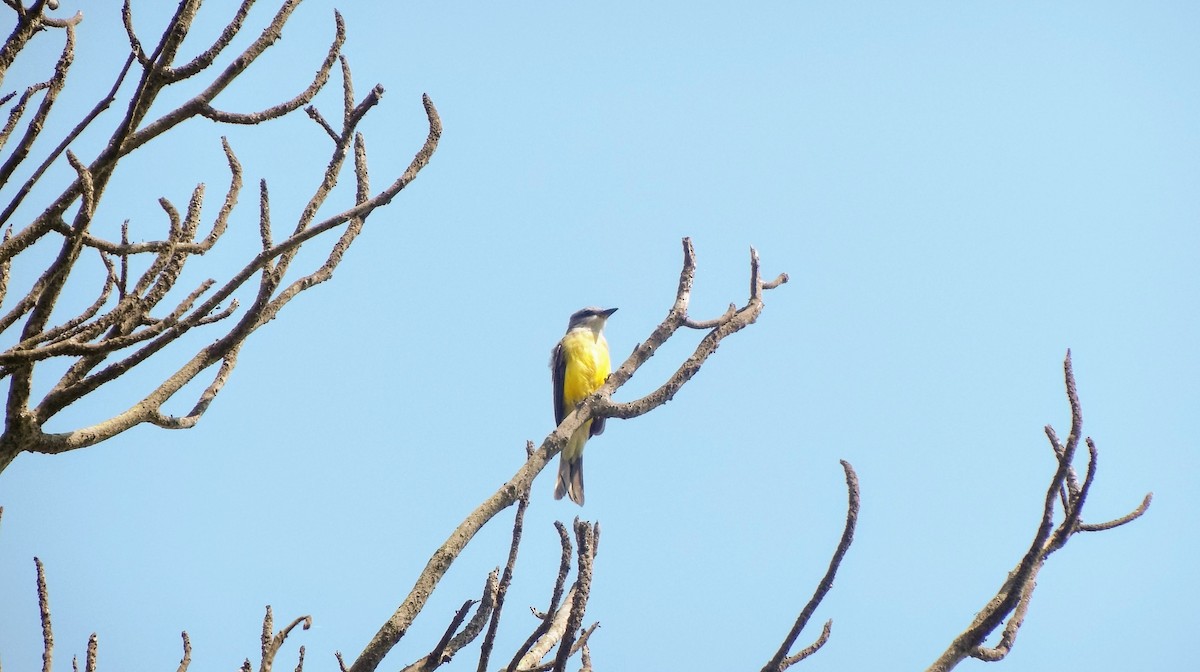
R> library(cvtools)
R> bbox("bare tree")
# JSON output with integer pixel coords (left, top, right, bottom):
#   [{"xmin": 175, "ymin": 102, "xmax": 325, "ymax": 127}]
[
  {"xmin": 12, "ymin": 337, "xmax": 1152, "ymax": 671},
  {"xmin": 12, "ymin": 235, "xmax": 794, "ymax": 671},
  {"xmin": 1, "ymin": 2, "xmax": 1151, "ymax": 671},
  {"xmin": 0, "ymin": 0, "xmax": 440, "ymax": 474}
]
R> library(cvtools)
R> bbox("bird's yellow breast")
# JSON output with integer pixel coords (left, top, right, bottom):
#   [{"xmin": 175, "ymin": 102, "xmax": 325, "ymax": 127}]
[{"xmin": 559, "ymin": 330, "xmax": 611, "ymax": 408}]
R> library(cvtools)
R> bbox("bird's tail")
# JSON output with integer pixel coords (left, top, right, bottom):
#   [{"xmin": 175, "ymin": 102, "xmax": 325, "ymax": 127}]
[{"xmin": 554, "ymin": 424, "xmax": 588, "ymax": 505}]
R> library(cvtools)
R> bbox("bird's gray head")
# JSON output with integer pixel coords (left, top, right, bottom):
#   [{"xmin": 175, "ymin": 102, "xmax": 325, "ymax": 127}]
[{"xmin": 566, "ymin": 306, "xmax": 617, "ymax": 333}]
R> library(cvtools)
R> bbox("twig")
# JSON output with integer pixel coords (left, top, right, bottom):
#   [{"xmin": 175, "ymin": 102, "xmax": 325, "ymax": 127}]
[
  {"xmin": 1079, "ymin": 492, "xmax": 1152, "ymax": 532},
  {"xmin": 761, "ymin": 461, "xmax": 859, "ymax": 672},
  {"xmin": 163, "ymin": 0, "xmax": 255, "ymax": 81},
  {"xmin": 506, "ymin": 523, "xmax": 574, "ymax": 671},
  {"xmin": 579, "ymin": 642, "xmax": 592, "ymax": 672},
  {"xmin": 421, "ymin": 600, "xmax": 477, "ymax": 671},
  {"xmin": 36, "ymin": 557, "xmax": 52, "ymax": 672},
  {"xmin": 478, "ymin": 459, "xmax": 533, "ymax": 672},
  {"xmin": 402, "ymin": 571, "xmax": 501, "ymax": 672},
  {"xmin": 260, "ymin": 605, "xmax": 313, "ymax": 672},
  {"xmin": 0, "ymin": 50, "xmax": 134, "ymax": 230},
  {"xmin": 551, "ymin": 520, "xmax": 597, "ymax": 672},
  {"xmin": 781, "ymin": 620, "xmax": 831, "ymax": 667},
  {"xmin": 515, "ymin": 587, "xmax": 577, "ymax": 672},
  {"xmin": 84, "ymin": 633, "xmax": 97, "ymax": 672},
  {"xmin": 177, "ymin": 632, "xmax": 192, "ymax": 672},
  {"xmin": 0, "ymin": 20, "xmax": 73, "ymax": 190},
  {"xmin": 589, "ymin": 242, "xmax": 786, "ymax": 427}
]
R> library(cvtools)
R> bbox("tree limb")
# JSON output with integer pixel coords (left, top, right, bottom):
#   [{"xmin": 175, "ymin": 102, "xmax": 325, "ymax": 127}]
[
  {"xmin": 346, "ymin": 239, "xmax": 785, "ymax": 672},
  {"xmin": 478, "ymin": 450, "xmax": 533, "ymax": 672},
  {"xmin": 926, "ymin": 351, "xmax": 1152, "ymax": 671},
  {"xmin": 761, "ymin": 461, "xmax": 859, "ymax": 672},
  {"xmin": 37, "ymin": 557, "xmax": 52, "ymax": 672},
  {"xmin": 0, "ymin": 1, "xmax": 442, "ymax": 474},
  {"xmin": 505, "ymin": 522, "xmax": 575, "ymax": 672}
]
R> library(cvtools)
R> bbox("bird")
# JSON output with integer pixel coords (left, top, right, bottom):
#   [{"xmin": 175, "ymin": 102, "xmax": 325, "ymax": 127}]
[{"xmin": 550, "ymin": 306, "xmax": 617, "ymax": 505}]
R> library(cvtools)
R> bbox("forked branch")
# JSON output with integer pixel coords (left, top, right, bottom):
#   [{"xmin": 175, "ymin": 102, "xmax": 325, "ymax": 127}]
[
  {"xmin": 0, "ymin": 0, "xmax": 441, "ymax": 475},
  {"xmin": 346, "ymin": 238, "xmax": 786, "ymax": 672},
  {"xmin": 505, "ymin": 522, "xmax": 576, "ymax": 672},
  {"xmin": 504, "ymin": 519, "xmax": 599, "ymax": 672},
  {"xmin": 400, "ymin": 572, "xmax": 500, "ymax": 672},
  {"xmin": 761, "ymin": 460, "xmax": 859, "ymax": 671},
  {"xmin": 477, "ymin": 457, "xmax": 533, "ymax": 672},
  {"xmin": 259, "ymin": 606, "xmax": 312, "ymax": 672},
  {"xmin": 926, "ymin": 351, "xmax": 1152, "ymax": 671}
]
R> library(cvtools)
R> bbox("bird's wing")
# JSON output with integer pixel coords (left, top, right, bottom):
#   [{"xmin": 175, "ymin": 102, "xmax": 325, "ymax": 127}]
[
  {"xmin": 589, "ymin": 337, "xmax": 610, "ymax": 436},
  {"xmin": 551, "ymin": 342, "xmax": 567, "ymax": 425}
]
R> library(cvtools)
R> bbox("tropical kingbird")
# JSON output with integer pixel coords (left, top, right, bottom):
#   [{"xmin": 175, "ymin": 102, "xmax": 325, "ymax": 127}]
[{"xmin": 550, "ymin": 306, "xmax": 617, "ymax": 505}]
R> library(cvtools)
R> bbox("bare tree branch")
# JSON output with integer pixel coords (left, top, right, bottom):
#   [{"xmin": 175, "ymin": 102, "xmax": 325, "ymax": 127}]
[
  {"xmin": 782, "ymin": 620, "xmax": 831, "ymax": 668},
  {"xmin": 926, "ymin": 351, "xmax": 1152, "ymax": 671},
  {"xmin": 506, "ymin": 522, "xmax": 574, "ymax": 672},
  {"xmin": 36, "ymin": 557, "xmax": 52, "ymax": 672},
  {"xmin": 414, "ymin": 602, "xmax": 472, "ymax": 672},
  {"xmin": 400, "ymin": 571, "xmax": 500, "ymax": 672},
  {"xmin": 0, "ymin": 46, "xmax": 133, "ymax": 229},
  {"xmin": 161, "ymin": 0, "xmax": 255, "ymax": 82},
  {"xmin": 444, "ymin": 574, "xmax": 501, "ymax": 664},
  {"xmin": 0, "ymin": 0, "xmax": 442, "ymax": 475},
  {"xmin": 258, "ymin": 606, "xmax": 312, "ymax": 672},
  {"xmin": 589, "ymin": 243, "xmax": 788, "ymax": 426},
  {"xmin": 478, "ymin": 450, "xmax": 533, "ymax": 672},
  {"xmin": 551, "ymin": 520, "xmax": 597, "ymax": 672},
  {"xmin": 579, "ymin": 639, "xmax": 593, "ymax": 672},
  {"xmin": 1079, "ymin": 492, "xmax": 1153, "ymax": 532},
  {"xmin": 0, "ymin": 15, "xmax": 72, "ymax": 190},
  {"xmin": 761, "ymin": 461, "xmax": 859, "ymax": 672},
  {"xmin": 511, "ymin": 621, "xmax": 600, "ymax": 672},
  {"xmin": 346, "ymin": 238, "xmax": 786, "ymax": 672},
  {"xmin": 82, "ymin": 633, "xmax": 96, "ymax": 672},
  {"xmin": 177, "ymin": 632, "xmax": 192, "ymax": 672},
  {"xmin": 196, "ymin": 10, "xmax": 345, "ymax": 126},
  {"xmin": 514, "ymin": 587, "xmax": 576, "ymax": 672}
]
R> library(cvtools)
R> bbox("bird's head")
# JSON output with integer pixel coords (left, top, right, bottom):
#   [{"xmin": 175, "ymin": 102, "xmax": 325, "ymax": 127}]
[{"xmin": 567, "ymin": 306, "xmax": 617, "ymax": 334}]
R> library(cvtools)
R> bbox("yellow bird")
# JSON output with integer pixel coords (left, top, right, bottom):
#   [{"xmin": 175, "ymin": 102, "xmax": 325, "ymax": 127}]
[{"xmin": 550, "ymin": 306, "xmax": 617, "ymax": 505}]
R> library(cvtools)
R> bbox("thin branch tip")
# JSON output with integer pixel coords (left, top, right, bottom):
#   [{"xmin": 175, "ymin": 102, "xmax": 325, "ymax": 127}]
[{"xmin": 761, "ymin": 460, "xmax": 858, "ymax": 671}]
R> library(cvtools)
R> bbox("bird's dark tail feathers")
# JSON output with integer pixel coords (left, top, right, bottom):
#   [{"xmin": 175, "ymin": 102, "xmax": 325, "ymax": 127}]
[{"xmin": 554, "ymin": 455, "xmax": 585, "ymax": 506}]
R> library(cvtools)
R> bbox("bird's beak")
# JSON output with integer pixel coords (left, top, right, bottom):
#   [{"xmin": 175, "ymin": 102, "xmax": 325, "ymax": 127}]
[{"xmin": 600, "ymin": 307, "xmax": 618, "ymax": 318}]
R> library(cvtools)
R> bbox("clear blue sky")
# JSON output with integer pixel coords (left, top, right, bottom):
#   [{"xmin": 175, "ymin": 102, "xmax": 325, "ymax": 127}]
[{"xmin": 2, "ymin": 2, "xmax": 1196, "ymax": 670}]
